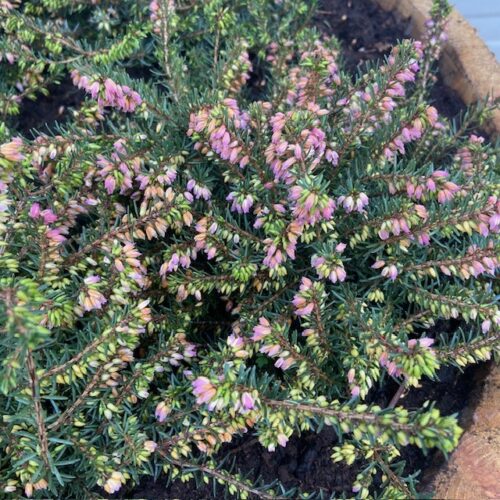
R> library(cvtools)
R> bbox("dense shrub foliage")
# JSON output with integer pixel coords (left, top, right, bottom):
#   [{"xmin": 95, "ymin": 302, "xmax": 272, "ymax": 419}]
[{"xmin": 0, "ymin": 0, "xmax": 498, "ymax": 498}]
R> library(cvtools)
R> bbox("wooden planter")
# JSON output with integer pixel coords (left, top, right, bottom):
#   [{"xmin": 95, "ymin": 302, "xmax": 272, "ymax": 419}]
[{"xmin": 371, "ymin": 2, "xmax": 500, "ymax": 498}]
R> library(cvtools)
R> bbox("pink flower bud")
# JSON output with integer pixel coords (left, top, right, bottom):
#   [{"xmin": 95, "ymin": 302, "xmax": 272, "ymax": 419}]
[
  {"xmin": 241, "ymin": 392, "xmax": 255, "ymax": 409},
  {"xmin": 29, "ymin": 203, "xmax": 41, "ymax": 219}
]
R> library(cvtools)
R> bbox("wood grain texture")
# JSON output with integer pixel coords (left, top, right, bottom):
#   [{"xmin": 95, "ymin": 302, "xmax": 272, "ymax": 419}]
[{"xmin": 431, "ymin": 365, "xmax": 500, "ymax": 499}]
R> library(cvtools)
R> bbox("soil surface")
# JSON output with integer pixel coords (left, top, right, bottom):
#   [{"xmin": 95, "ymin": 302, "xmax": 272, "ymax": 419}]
[
  {"xmin": 14, "ymin": 1, "xmax": 488, "ymax": 498},
  {"xmin": 17, "ymin": 77, "xmax": 85, "ymax": 137}
]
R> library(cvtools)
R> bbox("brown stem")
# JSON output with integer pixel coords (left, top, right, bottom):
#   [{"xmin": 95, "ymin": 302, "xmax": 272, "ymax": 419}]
[
  {"xmin": 164, "ymin": 457, "xmax": 282, "ymax": 499},
  {"xmin": 48, "ymin": 366, "xmax": 105, "ymax": 431},
  {"xmin": 437, "ymin": 333, "xmax": 500, "ymax": 361},
  {"xmin": 40, "ymin": 319, "xmax": 127, "ymax": 380},
  {"xmin": 374, "ymin": 450, "xmax": 412, "ymax": 497},
  {"xmin": 265, "ymin": 399, "xmax": 413, "ymax": 432},
  {"xmin": 27, "ymin": 350, "xmax": 50, "ymax": 469},
  {"xmin": 387, "ymin": 379, "xmax": 407, "ymax": 409}
]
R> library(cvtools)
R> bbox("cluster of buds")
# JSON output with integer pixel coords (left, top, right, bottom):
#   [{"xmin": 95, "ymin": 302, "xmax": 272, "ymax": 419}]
[
  {"xmin": 160, "ymin": 246, "xmax": 196, "ymax": 275},
  {"xmin": 227, "ymin": 190, "xmax": 254, "ymax": 214},
  {"xmin": 456, "ymin": 134, "xmax": 486, "ymax": 177},
  {"xmin": 262, "ymin": 220, "xmax": 301, "ymax": 269},
  {"xmin": 311, "ymin": 243, "xmax": 347, "ymax": 283},
  {"xmin": 372, "ymin": 259, "xmax": 399, "ymax": 281},
  {"xmin": 188, "ymin": 100, "xmax": 250, "ymax": 168},
  {"xmin": 265, "ymin": 111, "xmax": 328, "ymax": 183},
  {"xmin": 337, "ymin": 192, "xmax": 369, "ymax": 214},
  {"xmin": 266, "ymin": 39, "xmax": 294, "ymax": 65},
  {"xmin": 292, "ymin": 277, "xmax": 325, "ymax": 317},
  {"xmin": 438, "ymin": 244, "xmax": 499, "ymax": 280},
  {"xmin": 286, "ymin": 40, "xmax": 340, "ymax": 107},
  {"xmin": 71, "ymin": 71, "xmax": 142, "ymax": 112},
  {"xmin": 148, "ymin": 0, "xmax": 166, "ymax": 33},
  {"xmin": 339, "ymin": 41, "xmax": 422, "ymax": 127},
  {"xmin": 194, "ymin": 217, "xmax": 218, "ymax": 260},
  {"xmin": 186, "ymin": 178, "xmax": 211, "ymax": 201},
  {"xmin": 421, "ymin": 1, "xmax": 451, "ymax": 73},
  {"xmin": 78, "ymin": 275, "xmax": 107, "ymax": 312},
  {"xmin": 103, "ymin": 471, "xmax": 127, "ymax": 494},
  {"xmin": 390, "ymin": 337, "xmax": 439, "ymax": 385},
  {"xmin": 226, "ymin": 331, "xmax": 250, "ymax": 359},
  {"xmin": 289, "ymin": 180, "xmax": 335, "ymax": 225},
  {"xmin": 136, "ymin": 153, "xmax": 184, "ymax": 197},
  {"xmin": 29, "ymin": 134, "xmax": 77, "ymax": 172},
  {"xmin": 191, "ymin": 376, "xmax": 258, "ymax": 414},
  {"xmin": 221, "ymin": 46, "xmax": 252, "ymax": 95},
  {"xmin": 383, "ymin": 106, "xmax": 441, "ymax": 160},
  {"xmin": 383, "ymin": 169, "xmax": 461, "ymax": 204},
  {"xmin": 96, "ymin": 139, "xmax": 142, "ymax": 195},
  {"xmin": 377, "ymin": 203, "xmax": 428, "ymax": 241},
  {"xmin": 251, "ymin": 317, "xmax": 296, "ymax": 370}
]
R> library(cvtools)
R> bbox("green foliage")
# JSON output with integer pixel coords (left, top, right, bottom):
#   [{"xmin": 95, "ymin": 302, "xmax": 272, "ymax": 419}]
[{"xmin": 0, "ymin": 0, "xmax": 498, "ymax": 498}]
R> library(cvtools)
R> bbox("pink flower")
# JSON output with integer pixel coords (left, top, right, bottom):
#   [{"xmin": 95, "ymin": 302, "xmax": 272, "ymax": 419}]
[
  {"xmin": 0, "ymin": 138, "xmax": 24, "ymax": 162},
  {"xmin": 356, "ymin": 193, "xmax": 369, "ymax": 212},
  {"xmin": 155, "ymin": 401, "xmax": 170, "ymax": 422},
  {"xmin": 331, "ymin": 267, "xmax": 346, "ymax": 282},
  {"xmin": 426, "ymin": 106, "xmax": 438, "ymax": 126},
  {"xmin": 227, "ymin": 334, "xmax": 244, "ymax": 349},
  {"xmin": 378, "ymin": 229, "xmax": 390, "ymax": 240},
  {"xmin": 277, "ymin": 433, "xmax": 289, "ymax": 447},
  {"xmin": 275, "ymin": 356, "xmax": 295, "ymax": 370},
  {"xmin": 326, "ymin": 149, "xmax": 339, "ymax": 165},
  {"xmin": 103, "ymin": 473, "xmax": 125, "ymax": 494},
  {"xmin": 381, "ymin": 264, "xmax": 398, "ymax": 281},
  {"xmin": 29, "ymin": 203, "xmax": 41, "ymax": 219},
  {"xmin": 144, "ymin": 440, "xmax": 158, "ymax": 452},
  {"xmin": 417, "ymin": 232, "xmax": 430, "ymax": 246},
  {"xmin": 294, "ymin": 301, "xmax": 314, "ymax": 316},
  {"xmin": 408, "ymin": 337, "xmax": 434, "ymax": 349},
  {"xmin": 192, "ymin": 376, "xmax": 217, "ymax": 405},
  {"xmin": 41, "ymin": 209, "xmax": 58, "ymax": 224},
  {"xmin": 46, "ymin": 228, "xmax": 66, "ymax": 244},
  {"xmin": 481, "ymin": 320, "xmax": 491, "ymax": 333},
  {"xmin": 418, "ymin": 337, "xmax": 434, "ymax": 348},
  {"xmin": 261, "ymin": 344, "xmax": 281, "ymax": 357},
  {"xmin": 104, "ymin": 176, "xmax": 116, "ymax": 195},
  {"xmin": 81, "ymin": 288, "xmax": 107, "ymax": 311},
  {"xmin": 252, "ymin": 317, "xmax": 272, "ymax": 341},
  {"xmin": 241, "ymin": 392, "xmax": 255, "ymax": 410},
  {"xmin": 104, "ymin": 78, "xmax": 121, "ymax": 102},
  {"xmin": 84, "ymin": 275, "xmax": 101, "ymax": 285}
]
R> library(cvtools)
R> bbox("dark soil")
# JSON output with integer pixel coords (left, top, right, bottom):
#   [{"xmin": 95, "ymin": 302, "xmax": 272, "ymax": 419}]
[{"xmin": 17, "ymin": 76, "xmax": 85, "ymax": 137}]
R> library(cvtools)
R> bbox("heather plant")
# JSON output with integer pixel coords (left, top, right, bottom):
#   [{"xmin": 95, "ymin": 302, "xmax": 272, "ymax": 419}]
[{"xmin": 0, "ymin": 0, "xmax": 499, "ymax": 498}]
